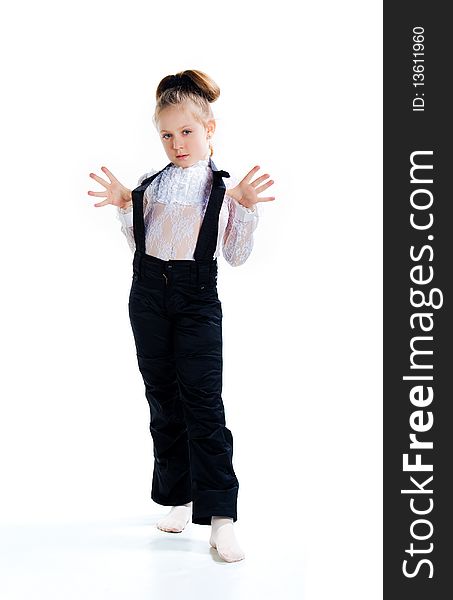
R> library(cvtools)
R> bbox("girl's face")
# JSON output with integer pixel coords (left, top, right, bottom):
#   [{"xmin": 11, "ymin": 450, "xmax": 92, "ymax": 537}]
[{"xmin": 157, "ymin": 103, "xmax": 215, "ymax": 168}]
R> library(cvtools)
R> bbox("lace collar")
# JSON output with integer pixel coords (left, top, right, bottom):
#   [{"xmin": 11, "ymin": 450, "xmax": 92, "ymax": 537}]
[
  {"xmin": 145, "ymin": 156, "xmax": 213, "ymax": 206},
  {"xmin": 169, "ymin": 157, "xmax": 210, "ymax": 172}
]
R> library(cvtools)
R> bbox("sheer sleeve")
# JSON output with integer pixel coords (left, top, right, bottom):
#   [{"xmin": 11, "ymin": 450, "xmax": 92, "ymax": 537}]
[
  {"xmin": 222, "ymin": 175, "xmax": 259, "ymax": 267},
  {"xmin": 116, "ymin": 169, "xmax": 158, "ymax": 253}
]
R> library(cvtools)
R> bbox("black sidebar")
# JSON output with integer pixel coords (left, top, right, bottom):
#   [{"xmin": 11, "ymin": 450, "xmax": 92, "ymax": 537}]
[{"xmin": 384, "ymin": 2, "xmax": 452, "ymax": 597}]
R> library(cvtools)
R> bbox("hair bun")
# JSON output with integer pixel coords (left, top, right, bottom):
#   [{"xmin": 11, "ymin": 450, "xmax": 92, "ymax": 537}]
[
  {"xmin": 156, "ymin": 70, "xmax": 220, "ymax": 103},
  {"xmin": 163, "ymin": 74, "xmax": 198, "ymax": 94}
]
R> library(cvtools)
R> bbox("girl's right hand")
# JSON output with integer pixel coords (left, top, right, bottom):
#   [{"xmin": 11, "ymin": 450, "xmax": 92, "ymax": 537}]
[{"xmin": 88, "ymin": 166, "xmax": 132, "ymax": 209}]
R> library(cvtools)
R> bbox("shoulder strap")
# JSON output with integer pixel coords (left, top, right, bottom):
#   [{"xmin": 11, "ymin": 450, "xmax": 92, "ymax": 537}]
[
  {"xmin": 131, "ymin": 163, "xmax": 172, "ymax": 253},
  {"xmin": 193, "ymin": 157, "xmax": 230, "ymax": 262}
]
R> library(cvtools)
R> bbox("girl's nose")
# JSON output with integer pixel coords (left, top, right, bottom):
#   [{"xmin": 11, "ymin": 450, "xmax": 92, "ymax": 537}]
[{"xmin": 173, "ymin": 137, "xmax": 183, "ymax": 149}]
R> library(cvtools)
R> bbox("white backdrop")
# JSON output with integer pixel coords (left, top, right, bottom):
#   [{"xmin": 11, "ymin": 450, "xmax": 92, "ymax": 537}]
[{"xmin": 0, "ymin": 1, "xmax": 382, "ymax": 599}]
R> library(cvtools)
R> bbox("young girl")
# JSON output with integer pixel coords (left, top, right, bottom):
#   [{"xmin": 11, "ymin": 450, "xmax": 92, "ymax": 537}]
[{"xmin": 88, "ymin": 69, "xmax": 275, "ymax": 563}]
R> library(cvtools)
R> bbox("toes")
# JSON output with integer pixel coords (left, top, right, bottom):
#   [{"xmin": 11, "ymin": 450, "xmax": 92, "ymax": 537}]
[
  {"xmin": 217, "ymin": 549, "xmax": 245, "ymax": 563},
  {"xmin": 158, "ymin": 524, "xmax": 182, "ymax": 533},
  {"xmin": 157, "ymin": 519, "xmax": 188, "ymax": 533}
]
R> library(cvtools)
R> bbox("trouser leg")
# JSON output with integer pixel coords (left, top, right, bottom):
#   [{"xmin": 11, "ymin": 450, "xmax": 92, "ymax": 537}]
[
  {"xmin": 128, "ymin": 284, "xmax": 191, "ymax": 505},
  {"xmin": 173, "ymin": 292, "xmax": 239, "ymax": 525}
]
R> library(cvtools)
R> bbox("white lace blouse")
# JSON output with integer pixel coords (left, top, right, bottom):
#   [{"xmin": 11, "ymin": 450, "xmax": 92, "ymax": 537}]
[{"xmin": 116, "ymin": 157, "xmax": 259, "ymax": 267}]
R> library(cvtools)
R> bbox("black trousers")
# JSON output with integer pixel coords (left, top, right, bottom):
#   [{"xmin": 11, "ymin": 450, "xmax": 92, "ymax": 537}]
[{"xmin": 128, "ymin": 253, "xmax": 239, "ymax": 525}]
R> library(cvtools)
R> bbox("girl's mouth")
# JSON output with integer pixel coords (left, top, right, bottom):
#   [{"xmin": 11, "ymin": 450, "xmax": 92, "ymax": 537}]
[{"xmin": 176, "ymin": 154, "xmax": 189, "ymax": 159}]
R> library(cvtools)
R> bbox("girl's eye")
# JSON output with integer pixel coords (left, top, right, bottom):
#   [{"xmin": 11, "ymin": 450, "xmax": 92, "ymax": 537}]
[{"xmin": 162, "ymin": 130, "xmax": 192, "ymax": 140}]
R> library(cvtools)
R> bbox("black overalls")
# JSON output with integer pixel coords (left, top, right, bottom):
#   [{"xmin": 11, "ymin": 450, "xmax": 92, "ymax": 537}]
[{"xmin": 128, "ymin": 157, "xmax": 239, "ymax": 526}]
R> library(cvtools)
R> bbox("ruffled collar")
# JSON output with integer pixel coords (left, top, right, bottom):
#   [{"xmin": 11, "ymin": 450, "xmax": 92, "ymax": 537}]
[
  {"xmin": 170, "ymin": 156, "xmax": 210, "ymax": 172},
  {"xmin": 145, "ymin": 155, "xmax": 212, "ymax": 207}
]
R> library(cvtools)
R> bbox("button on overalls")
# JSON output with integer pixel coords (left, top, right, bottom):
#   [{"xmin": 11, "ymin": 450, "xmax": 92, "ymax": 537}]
[{"xmin": 128, "ymin": 157, "xmax": 239, "ymax": 525}]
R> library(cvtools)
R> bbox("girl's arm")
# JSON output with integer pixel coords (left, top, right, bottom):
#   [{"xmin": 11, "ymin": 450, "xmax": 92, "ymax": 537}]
[
  {"xmin": 116, "ymin": 169, "xmax": 158, "ymax": 253},
  {"xmin": 222, "ymin": 175, "xmax": 259, "ymax": 267}
]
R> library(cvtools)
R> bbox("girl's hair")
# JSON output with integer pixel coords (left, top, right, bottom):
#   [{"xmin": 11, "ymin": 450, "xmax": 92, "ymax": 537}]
[{"xmin": 153, "ymin": 69, "xmax": 220, "ymax": 156}]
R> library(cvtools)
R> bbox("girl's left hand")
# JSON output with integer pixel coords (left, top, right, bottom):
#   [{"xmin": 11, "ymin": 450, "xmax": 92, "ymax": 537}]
[{"xmin": 227, "ymin": 165, "xmax": 276, "ymax": 209}]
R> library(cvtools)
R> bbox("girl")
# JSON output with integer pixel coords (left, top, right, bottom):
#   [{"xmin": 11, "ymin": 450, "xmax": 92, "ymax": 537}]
[{"xmin": 88, "ymin": 69, "xmax": 275, "ymax": 563}]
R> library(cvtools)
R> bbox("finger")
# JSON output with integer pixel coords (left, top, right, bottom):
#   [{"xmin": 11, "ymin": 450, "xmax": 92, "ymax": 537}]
[
  {"xmin": 255, "ymin": 196, "xmax": 275, "ymax": 203},
  {"xmin": 254, "ymin": 179, "xmax": 274, "ymax": 195},
  {"xmin": 88, "ymin": 190, "xmax": 109, "ymax": 198},
  {"xmin": 89, "ymin": 172, "xmax": 110, "ymax": 188},
  {"xmin": 240, "ymin": 165, "xmax": 261, "ymax": 184},
  {"xmin": 100, "ymin": 166, "xmax": 121, "ymax": 184},
  {"xmin": 93, "ymin": 199, "xmax": 111, "ymax": 207},
  {"xmin": 250, "ymin": 173, "xmax": 271, "ymax": 187}
]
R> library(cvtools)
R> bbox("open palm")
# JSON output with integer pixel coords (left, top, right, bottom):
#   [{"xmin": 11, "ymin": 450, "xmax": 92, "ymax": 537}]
[
  {"xmin": 87, "ymin": 166, "xmax": 131, "ymax": 209},
  {"xmin": 230, "ymin": 165, "xmax": 276, "ymax": 210}
]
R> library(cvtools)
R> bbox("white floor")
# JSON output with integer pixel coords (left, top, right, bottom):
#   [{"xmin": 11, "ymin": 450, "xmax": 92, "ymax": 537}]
[{"xmin": 0, "ymin": 512, "xmax": 304, "ymax": 600}]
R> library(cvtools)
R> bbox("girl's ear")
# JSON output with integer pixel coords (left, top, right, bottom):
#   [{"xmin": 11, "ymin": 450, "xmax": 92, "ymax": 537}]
[{"xmin": 206, "ymin": 118, "xmax": 216, "ymax": 137}]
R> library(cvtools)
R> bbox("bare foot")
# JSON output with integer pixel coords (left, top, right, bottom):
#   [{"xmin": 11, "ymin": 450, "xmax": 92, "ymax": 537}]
[
  {"xmin": 156, "ymin": 503, "xmax": 192, "ymax": 533},
  {"xmin": 209, "ymin": 516, "xmax": 245, "ymax": 562}
]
